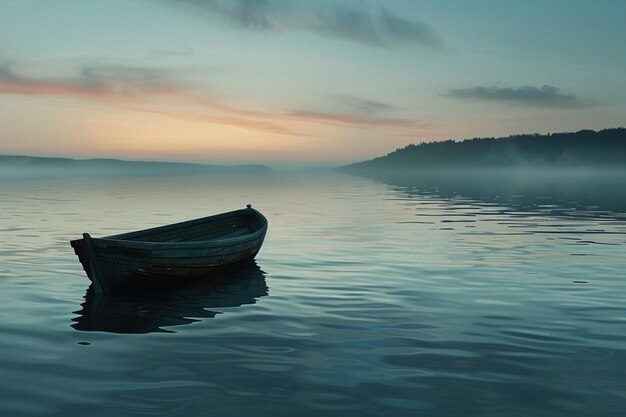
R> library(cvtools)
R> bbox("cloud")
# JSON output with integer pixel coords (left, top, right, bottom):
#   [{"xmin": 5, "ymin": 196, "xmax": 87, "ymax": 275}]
[
  {"xmin": 0, "ymin": 62, "xmax": 425, "ymax": 136},
  {"xmin": 0, "ymin": 63, "xmax": 295, "ymax": 134},
  {"xmin": 329, "ymin": 95, "xmax": 398, "ymax": 116},
  {"xmin": 148, "ymin": 46, "xmax": 194, "ymax": 58},
  {"xmin": 129, "ymin": 105, "xmax": 300, "ymax": 136},
  {"xmin": 286, "ymin": 110, "xmax": 425, "ymax": 130},
  {"xmin": 167, "ymin": 0, "xmax": 442, "ymax": 48},
  {"xmin": 446, "ymin": 85, "xmax": 583, "ymax": 108},
  {"xmin": 0, "ymin": 63, "xmax": 180, "ymax": 99},
  {"xmin": 287, "ymin": 94, "xmax": 424, "ymax": 130}
]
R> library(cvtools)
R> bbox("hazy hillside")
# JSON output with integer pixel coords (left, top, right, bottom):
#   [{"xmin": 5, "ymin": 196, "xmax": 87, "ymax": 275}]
[
  {"xmin": 340, "ymin": 128, "xmax": 626, "ymax": 174},
  {"xmin": 0, "ymin": 155, "xmax": 272, "ymax": 178}
]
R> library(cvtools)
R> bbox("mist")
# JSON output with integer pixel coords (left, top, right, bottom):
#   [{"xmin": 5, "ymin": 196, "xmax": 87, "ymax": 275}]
[{"xmin": 339, "ymin": 166, "xmax": 626, "ymax": 216}]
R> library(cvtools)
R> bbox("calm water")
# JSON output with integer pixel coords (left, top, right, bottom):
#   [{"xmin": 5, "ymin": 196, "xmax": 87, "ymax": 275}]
[{"xmin": 1, "ymin": 171, "xmax": 626, "ymax": 416}]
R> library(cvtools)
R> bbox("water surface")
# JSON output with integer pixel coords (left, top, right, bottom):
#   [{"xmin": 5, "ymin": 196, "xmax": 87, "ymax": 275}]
[{"xmin": 1, "ymin": 171, "xmax": 625, "ymax": 416}]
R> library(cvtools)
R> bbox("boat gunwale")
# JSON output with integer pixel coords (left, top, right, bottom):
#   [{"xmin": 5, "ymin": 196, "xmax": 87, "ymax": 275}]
[{"xmin": 70, "ymin": 207, "xmax": 268, "ymax": 250}]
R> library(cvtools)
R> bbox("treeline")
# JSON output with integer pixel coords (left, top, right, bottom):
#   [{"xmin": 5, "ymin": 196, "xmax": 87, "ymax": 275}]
[{"xmin": 340, "ymin": 128, "xmax": 626, "ymax": 172}]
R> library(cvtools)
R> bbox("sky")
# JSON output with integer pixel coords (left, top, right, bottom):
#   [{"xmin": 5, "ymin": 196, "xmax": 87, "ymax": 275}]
[{"xmin": 1, "ymin": 0, "xmax": 625, "ymax": 167}]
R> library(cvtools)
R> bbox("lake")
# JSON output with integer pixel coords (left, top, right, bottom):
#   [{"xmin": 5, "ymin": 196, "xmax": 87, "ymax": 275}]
[{"xmin": 1, "ymin": 171, "xmax": 625, "ymax": 416}]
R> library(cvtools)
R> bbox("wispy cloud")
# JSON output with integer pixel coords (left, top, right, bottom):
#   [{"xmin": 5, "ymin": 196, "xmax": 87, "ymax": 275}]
[
  {"xmin": 127, "ymin": 105, "xmax": 299, "ymax": 136},
  {"xmin": 288, "ymin": 95, "xmax": 423, "ymax": 130},
  {"xmin": 148, "ymin": 46, "xmax": 194, "ymax": 58},
  {"xmin": 0, "ymin": 64, "xmax": 180, "ymax": 99},
  {"xmin": 329, "ymin": 95, "xmax": 398, "ymax": 115},
  {"xmin": 0, "ymin": 63, "xmax": 294, "ymax": 134},
  {"xmin": 286, "ymin": 110, "xmax": 425, "ymax": 130},
  {"xmin": 0, "ymin": 62, "xmax": 425, "ymax": 136},
  {"xmin": 446, "ymin": 85, "xmax": 583, "ymax": 108},
  {"xmin": 166, "ymin": 0, "xmax": 442, "ymax": 49}
]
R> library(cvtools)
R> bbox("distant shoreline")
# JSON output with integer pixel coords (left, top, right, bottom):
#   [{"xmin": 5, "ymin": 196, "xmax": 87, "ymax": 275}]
[{"xmin": 0, "ymin": 155, "xmax": 272, "ymax": 178}]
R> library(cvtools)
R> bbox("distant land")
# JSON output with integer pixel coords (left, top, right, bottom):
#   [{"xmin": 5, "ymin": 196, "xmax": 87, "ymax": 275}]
[
  {"xmin": 338, "ymin": 128, "xmax": 626, "ymax": 213},
  {"xmin": 339, "ymin": 128, "xmax": 626, "ymax": 174},
  {"xmin": 0, "ymin": 155, "xmax": 272, "ymax": 178}
]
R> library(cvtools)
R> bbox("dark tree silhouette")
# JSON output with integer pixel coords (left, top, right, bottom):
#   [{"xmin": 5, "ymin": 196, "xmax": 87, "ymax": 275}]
[{"xmin": 340, "ymin": 128, "xmax": 626, "ymax": 172}]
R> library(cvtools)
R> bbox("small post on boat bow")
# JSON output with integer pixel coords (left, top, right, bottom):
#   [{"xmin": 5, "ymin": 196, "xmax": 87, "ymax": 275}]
[
  {"xmin": 83, "ymin": 233, "xmax": 109, "ymax": 293},
  {"xmin": 246, "ymin": 204, "xmax": 252, "ymax": 209}
]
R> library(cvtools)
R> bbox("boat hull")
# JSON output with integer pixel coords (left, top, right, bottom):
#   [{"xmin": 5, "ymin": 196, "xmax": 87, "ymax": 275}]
[{"xmin": 70, "ymin": 207, "xmax": 267, "ymax": 292}]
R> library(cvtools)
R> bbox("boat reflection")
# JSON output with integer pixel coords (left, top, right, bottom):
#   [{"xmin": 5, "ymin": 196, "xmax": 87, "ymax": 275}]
[{"xmin": 72, "ymin": 262, "xmax": 268, "ymax": 334}]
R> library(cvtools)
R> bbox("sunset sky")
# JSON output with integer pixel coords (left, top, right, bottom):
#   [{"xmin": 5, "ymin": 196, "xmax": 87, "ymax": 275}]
[{"xmin": 1, "ymin": 0, "xmax": 625, "ymax": 166}]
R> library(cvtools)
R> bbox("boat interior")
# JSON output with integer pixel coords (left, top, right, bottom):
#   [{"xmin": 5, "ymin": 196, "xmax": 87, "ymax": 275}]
[{"xmin": 108, "ymin": 210, "xmax": 265, "ymax": 243}]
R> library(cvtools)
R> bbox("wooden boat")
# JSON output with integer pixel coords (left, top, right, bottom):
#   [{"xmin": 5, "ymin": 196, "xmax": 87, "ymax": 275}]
[{"xmin": 70, "ymin": 205, "xmax": 268, "ymax": 293}]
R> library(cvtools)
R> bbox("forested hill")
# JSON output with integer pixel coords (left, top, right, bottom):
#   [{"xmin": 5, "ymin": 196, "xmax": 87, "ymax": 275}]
[{"xmin": 340, "ymin": 128, "xmax": 626, "ymax": 173}]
